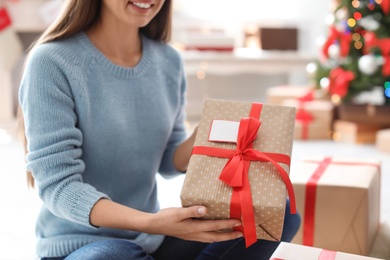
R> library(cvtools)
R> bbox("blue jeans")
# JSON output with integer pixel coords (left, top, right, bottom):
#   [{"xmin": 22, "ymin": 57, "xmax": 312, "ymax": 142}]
[{"xmin": 42, "ymin": 200, "xmax": 300, "ymax": 260}]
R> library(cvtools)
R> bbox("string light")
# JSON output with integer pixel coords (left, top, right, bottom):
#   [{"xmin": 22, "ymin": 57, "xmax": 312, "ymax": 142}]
[
  {"xmin": 347, "ymin": 18, "xmax": 357, "ymax": 27},
  {"xmin": 352, "ymin": 0, "xmax": 360, "ymax": 8},
  {"xmin": 352, "ymin": 33, "xmax": 361, "ymax": 41},
  {"xmin": 354, "ymin": 41, "xmax": 363, "ymax": 49},
  {"xmin": 353, "ymin": 12, "xmax": 362, "ymax": 20},
  {"xmin": 385, "ymin": 82, "xmax": 390, "ymax": 98}
]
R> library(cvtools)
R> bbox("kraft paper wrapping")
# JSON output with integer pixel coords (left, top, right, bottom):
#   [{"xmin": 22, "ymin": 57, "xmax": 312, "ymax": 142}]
[
  {"xmin": 334, "ymin": 120, "xmax": 382, "ymax": 144},
  {"xmin": 282, "ymin": 99, "xmax": 334, "ymax": 140},
  {"xmin": 266, "ymin": 86, "xmax": 327, "ymax": 106},
  {"xmin": 290, "ymin": 157, "xmax": 381, "ymax": 256},
  {"xmin": 180, "ymin": 99, "xmax": 296, "ymax": 241},
  {"xmin": 376, "ymin": 129, "xmax": 390, "ymax": 153},
  {"xmin": 271, "ymin": 242, "xmax": 385, "ymax": 260}
]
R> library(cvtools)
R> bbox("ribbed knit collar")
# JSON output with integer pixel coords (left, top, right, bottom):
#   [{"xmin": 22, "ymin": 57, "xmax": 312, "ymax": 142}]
[{"xmin": 76, "ymin": 31, "xmax": 152, "ymax": 78}]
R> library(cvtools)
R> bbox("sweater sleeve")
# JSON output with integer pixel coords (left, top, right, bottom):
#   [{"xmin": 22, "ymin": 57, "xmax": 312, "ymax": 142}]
[
  {"xmin": 19, "ymin": 45, "xmax": 109, "ymax": 227},
  {"xmin": 158, "ymin": 59, "xmax": 188, "ymax": 178}
]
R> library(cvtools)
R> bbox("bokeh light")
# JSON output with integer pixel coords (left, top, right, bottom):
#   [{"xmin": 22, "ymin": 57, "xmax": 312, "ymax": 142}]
[
  {"xmin": 354, "ymin": 41, "xmax": 363, "ymax": 49},
  {"xmin": 385, "ymin": 88, "xmax": 390, "ymax": 98},
  {"xmin": 352, "ymin": 33, "xmax": 361, "ymax": 41},
  {"xmin": 353, "ymin": 12, "xmax": 362, "ymax": 20},
  {"xmin": 352, "ymin": 0, "xmax": 360, "ymax": 8},
  {"xmin": 347, "ymin": 18, "xmax": 357, "ymax": 27},
  {"xmin": 385, "ymin": 81, "xmax": 390, "ymax": 89}
]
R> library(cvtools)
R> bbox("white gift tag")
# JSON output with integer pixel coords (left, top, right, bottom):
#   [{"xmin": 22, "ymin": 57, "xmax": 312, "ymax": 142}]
[{"xmin": 208, "ymin": 120, "xmax": 239, "ymax": 143}]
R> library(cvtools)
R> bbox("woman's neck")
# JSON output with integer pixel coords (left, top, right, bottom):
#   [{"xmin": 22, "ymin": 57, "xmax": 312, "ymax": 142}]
[{"xmin": 86, "ymin": 21, "xmax": 142, "ymax": 68}]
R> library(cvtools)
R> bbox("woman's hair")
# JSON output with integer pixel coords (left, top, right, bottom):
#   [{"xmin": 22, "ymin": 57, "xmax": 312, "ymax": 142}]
[
  {"xmin": 33, "ymin": 0, "xmax": 172, "ymax": 47},
  {"xmin": 24, "ymin": 0, "xmax": 173, "ymax": 187}
]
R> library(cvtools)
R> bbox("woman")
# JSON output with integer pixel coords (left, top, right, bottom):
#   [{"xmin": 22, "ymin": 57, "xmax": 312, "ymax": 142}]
[{"xmin": 19, "ymin": 0, "xmax": 300, "ymax": 259}]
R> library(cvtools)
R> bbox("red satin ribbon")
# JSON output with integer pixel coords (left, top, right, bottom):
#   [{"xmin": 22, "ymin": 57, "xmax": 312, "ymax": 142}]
[
  {"xmin": 296, "ymin": 91, "xmax": 315, "ymax": 140},
  {"xmin": 322, "ymin": 26, "xmax": 352, "ymax": 58},
  {"xmin": 381, "ymin": 0, "xmax": 390, "ymax": 15},
  {"xmin": 192, "ymin": 103, "xmax": 296, "ymax": 248},
  {"xmin": 0, "ymin": 7, "xmax": 12, "ymax": 32},
  {"xmin": 328, "ymin": 67, "xmax": 355, "ymax": 98},
  {"xmin": 384, "ymin": 56, "xmax": 390, "ymax": 76},
  {"xmin": 319, "ymin": 249, "xmax": 337, "ymax": 259},
  {"xmin": 302, "ymin": 157, "xmax": 380, "ymax": 246}
]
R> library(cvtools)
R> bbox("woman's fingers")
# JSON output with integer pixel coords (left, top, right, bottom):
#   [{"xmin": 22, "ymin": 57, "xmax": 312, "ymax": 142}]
[
  {"xmin": 189, "ymin": 218, "xmax": 241, "ymax": 233},
  {"xmin": 150, "ymin": 207, "xmax": 243, "ymax": 242}
]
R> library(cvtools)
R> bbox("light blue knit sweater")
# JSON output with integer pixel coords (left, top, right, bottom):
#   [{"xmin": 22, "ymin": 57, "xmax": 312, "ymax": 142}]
[{"xmin": 19, "ymin": 32, "xmax": 188, "ymax": 257}]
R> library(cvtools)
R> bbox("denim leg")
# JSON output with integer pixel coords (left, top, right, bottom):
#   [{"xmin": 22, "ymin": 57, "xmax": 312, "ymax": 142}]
[
  {"xmin": 63, "ymin": 239, "xmax": 154, "ymax": 260},
  {"xmin": 196, "ymin": 199, "xmax": 301, "ymax": 260}
]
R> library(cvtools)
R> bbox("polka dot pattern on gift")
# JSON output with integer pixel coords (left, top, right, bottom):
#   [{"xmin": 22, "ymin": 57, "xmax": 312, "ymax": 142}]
[{"xmin": 180, "ymin": 99, "xmax": 296, "ymax": 241}]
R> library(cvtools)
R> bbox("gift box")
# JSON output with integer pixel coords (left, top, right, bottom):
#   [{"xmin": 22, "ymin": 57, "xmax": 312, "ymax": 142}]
[
  {"xmin": 333, "ymin": 120, "xmax": 383, "ymax": 144},
  {"xmin": 290, "ymin": 157, "xmax": 381, "ymax": 256},
  {"xmin": 266, "ymin": 86, "xmax": 328, "ymax": 106},
  {"xmin": 376, "ymin": 129, "xmax": 390, "ymax": 153},
  {"xmin": 282, "ymin": 99, "xmax": 334, "ymax": 140},
  {"xmin": 270, "ymin": 242, "xmax": 385, "ymax": 260},
  {"xmin": 337, "ymin": 104, "xmax": 390, "ymax": 127},
  {"xmin": 180, "ymin": 99, "xmax": 297, "ymax": 247}
]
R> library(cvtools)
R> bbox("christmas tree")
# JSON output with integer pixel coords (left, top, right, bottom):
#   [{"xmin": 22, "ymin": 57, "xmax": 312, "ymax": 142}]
[{"xmin": 309, "ymin": 0, "xmax": 390, "ymax": 105}]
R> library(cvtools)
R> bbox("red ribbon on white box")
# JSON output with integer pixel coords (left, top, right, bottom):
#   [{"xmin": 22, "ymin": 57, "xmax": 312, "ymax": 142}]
[
  {"xmin": 270, "ymin": 249, "xmax": 337, "ymax": 260},
  {"xmin": 0, "ymin": 7, "xmax": 12, "ymax": 32},
  {"xmin": 295, "ymin": 91, "xmax": 315, "ymax": 140}
]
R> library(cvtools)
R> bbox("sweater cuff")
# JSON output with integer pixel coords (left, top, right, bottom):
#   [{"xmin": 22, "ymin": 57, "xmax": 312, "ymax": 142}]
[{"xmin": 70, "ymin": 187, "xmax": 109, "ymax": 228}]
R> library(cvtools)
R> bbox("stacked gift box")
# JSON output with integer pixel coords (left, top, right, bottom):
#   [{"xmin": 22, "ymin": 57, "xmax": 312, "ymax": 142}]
[
  {"xmin": 376, "ymin": 129, "xmax": 390, "ymax": 153},
  {"xmin": 334, "ymin": 104, "xmax": 390, "ymax": 148},
  {"xmin": 266, "ymin": 85, "xmax": 334, "ymax": 140}
]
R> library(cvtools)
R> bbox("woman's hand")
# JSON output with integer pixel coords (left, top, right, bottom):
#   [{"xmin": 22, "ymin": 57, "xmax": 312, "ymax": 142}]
[
  {"xmin": 144, "ymin": 206, "xmax": 243, "ymax": 243},
  {"xmin": 90, "ymin": 199, "xmax": 242, "ymax": 243}
]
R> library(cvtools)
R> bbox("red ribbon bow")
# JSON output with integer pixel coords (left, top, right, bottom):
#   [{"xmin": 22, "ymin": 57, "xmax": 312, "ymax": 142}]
[
  {"xmin": 381, "ymin": 0, "xmax": 390, "ymax": 15},
  {"xmin": 363, "ymin": 32, "xmax": 390, "ymax": 76},
  {"xmin": 192, "ymin": 103, "xmax": 296, "ymax": 248},
  {"xmin": 384, "ymin": 56, "xmax": 390, "ymax": 76},
  {"xmin": 322, "ymin": 26, "xmax": 352, "ymax": 59},
  {"xmin": 364, "ymin": 32, "xmax": 390, "ymax": 56},
  {"xmin": 328, "ymin": 67, "xmax": 355, "ymax": 98},
  {"xmin": 0, "ymin": 7, "xmax": 12, "ymax": 32},
  {"xmin": 219, "ymin": 117, "xmax": 261, "ymax": 188}
]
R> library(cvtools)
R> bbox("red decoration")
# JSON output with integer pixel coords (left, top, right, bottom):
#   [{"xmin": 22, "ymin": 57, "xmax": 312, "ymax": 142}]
[
  {"xmin": 353, "ymin": 12, "xmax": 362, "ymax": 20},
  {"xmin": 0, "ymin": 7, "xmax": 12, "ymax": 32},
  {"xmin": 301, "ymin": 158, "xmax": 380, "ymax": 247},
  {"xmin": 380, "ymin": 0, "xmax": 390, "ymax": 15},
  {"xmin": 364, "ymin": 32, "xmax": 390, "ymax": 55},
  {"xmin": 192, "ymin": 103, "xmax": 296, "ymax": 248},
  {"xmin": 322, "ymin": 26, "xmax": 352, "ymax": 59},
  {"xmin": 383, "ymin": 56, "xmax": 390, "ymax": 76},
  {"xmin": 328, "ymin": 67, "xmax": 355, "ymax": 98}
]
